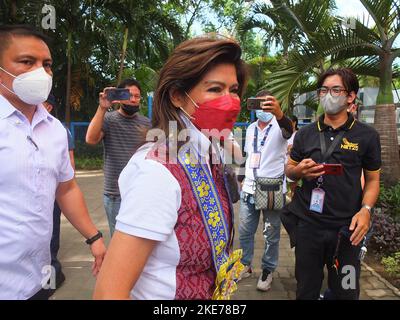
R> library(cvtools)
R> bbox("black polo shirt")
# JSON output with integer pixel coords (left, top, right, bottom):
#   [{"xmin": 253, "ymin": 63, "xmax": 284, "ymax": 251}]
[{"xmin": 287, "ymin": 113, "xmax": 381, "ymax": 228}]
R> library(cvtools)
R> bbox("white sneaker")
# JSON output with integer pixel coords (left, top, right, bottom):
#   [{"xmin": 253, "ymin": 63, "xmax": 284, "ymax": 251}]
[
  {"xmin": 237, "ymin": 265, "xmax": 252, "ymax": 281},
  {"xmin": 257, "ymin": 270, "xmax": 272, "ymax": 291}
]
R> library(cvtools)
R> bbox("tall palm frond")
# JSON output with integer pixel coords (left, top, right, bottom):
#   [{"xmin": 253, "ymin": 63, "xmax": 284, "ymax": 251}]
[{"xmin": 266, "ymin": 21, "xmax": 372, "ymax": 110}]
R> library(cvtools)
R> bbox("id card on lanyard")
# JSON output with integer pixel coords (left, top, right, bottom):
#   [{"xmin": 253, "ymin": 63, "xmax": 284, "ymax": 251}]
[
  {"xmin": 249, "ymin": 152, "xmax": 261, "ymax": 169},
  {"xmin": 310, "ymin": 183, "xmax": 325, "ymax": 214},
  {"xmin": 309, "ymin": 129, "xmax": 345, "ymax": 214},
  {"xmin": 250, "ymin": 124, "xmax": 272, "ymax": 170}
]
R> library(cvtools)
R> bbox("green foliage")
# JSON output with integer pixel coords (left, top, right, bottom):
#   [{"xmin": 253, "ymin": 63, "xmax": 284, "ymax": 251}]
[
  {"xmin": 369, "ymin": 211, "xmax": 400, "ymax": 256},
  {"xmin": 377, "ymin": 182, "xmax": 400, "ymax": 219},
  {"xmin": 75, "ymin": 157, "xmax": 103, "ymax": 170},
  {"xmin": 381, "ymin": 252, "xmax": 400, "ymax": 277},
  {"xmin": 74, "ymin": 141, "xmax": 103, "ymax": 159},
  {"xmin": 0, "ymin": 0, "xmax": 185, "ymax": 122},
  {"xmin": 74, "ymin": 141, "xmax": 103, "ymax": 170},
  {"xmin": 260, "ymin": 0, "xmax": 400, "ymax": 110}
]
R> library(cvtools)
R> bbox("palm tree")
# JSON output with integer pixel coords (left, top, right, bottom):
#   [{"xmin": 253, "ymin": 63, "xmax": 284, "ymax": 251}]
[
  {"xmin": 240, "ymin": 0, "xmax": 305, "ymax": 61},
  {"xmin": 48, "ymin": 0, "xmax": 102, "ymax": 125},
  {"xmin": 240, "ymin": 0, "xmax": 337, "ymax": 108},
  {"xmin": 100, "ymin": 0, "xmax": 184, "ymax": 85},
  {"xmin": 258, "ymin": 0, "xmax": 400, "ymax": 186}
]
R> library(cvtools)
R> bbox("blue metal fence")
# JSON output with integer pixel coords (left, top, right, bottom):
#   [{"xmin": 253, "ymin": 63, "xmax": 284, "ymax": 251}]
[{"xmin": 68, "ymin": 98, "xmax": 254, "ymax": 144}]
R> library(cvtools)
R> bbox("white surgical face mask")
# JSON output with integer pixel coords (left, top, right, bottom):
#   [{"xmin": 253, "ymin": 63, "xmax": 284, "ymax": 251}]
[
  {"xmin": 0, "ymin": 66, "xmax": 52, "ymax": 105},
  {"xmin": 320, "ymin": 93, "xmax": 348, "ymax": 115},
  {"xmin": 256, "ymin": 110, "xmax": 274, "ymax": 123}
]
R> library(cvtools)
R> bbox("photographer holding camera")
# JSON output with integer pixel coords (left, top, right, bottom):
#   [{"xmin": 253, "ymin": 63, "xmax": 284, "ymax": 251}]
[
  {"xmin": 237, "ymin": 90, "xmax": 293, "ymax": 291},
  {"xmin": 86, "ymin": 79, "xmax": 151, "ymax": 236}
]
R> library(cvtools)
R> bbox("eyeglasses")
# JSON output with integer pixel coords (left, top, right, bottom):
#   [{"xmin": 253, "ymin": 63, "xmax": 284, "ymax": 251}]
[{"xmin": 317, "ymin": 86, "xmax": 348, "ymax": 97}]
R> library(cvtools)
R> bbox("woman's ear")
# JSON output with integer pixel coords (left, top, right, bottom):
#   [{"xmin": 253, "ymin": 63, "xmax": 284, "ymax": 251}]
[{"xmin": 169, "ymin": 89, "xmax": 185, "ymax": 109}]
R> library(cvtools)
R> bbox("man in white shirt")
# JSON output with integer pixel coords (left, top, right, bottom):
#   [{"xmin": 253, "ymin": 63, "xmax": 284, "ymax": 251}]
[
  {"xmin": 238, "ymin": 90, "xmax": 293, "ymax": 291},
  {"xmin": 0, "ymin": 25, "xmax": 106, "ymax": 300}
]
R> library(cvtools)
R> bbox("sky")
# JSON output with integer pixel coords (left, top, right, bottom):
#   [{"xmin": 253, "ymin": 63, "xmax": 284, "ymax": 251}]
[{"xmin": 334, "ymin": 0, "xmax": 369, "ymax": 19}]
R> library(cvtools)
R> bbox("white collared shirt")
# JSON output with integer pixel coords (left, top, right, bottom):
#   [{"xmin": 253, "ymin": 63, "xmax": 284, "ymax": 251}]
[
  {"xmin": 116, "ymin": 113, "xmax": 213, "ymax": 299},
  {"xmin": 242, "ymin": 118, "xmax": 288, "ymax": 195},
  {"xmin": 0, "ymin": 95, "xmax": 74, "ymax": 299}
]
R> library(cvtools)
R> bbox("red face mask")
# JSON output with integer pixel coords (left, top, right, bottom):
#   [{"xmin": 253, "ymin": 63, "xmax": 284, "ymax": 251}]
[{"xmin": 186, "ymin": 93, "xmax": 241, "ymax": 138}]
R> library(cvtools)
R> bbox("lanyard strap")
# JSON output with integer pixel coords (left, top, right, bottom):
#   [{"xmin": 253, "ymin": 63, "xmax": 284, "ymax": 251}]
[
  {"xmin": 253, "ymin": 124, "xmax": 272, "ymax": 179},
  {"xmin": 319, "ymin": 130, "xmax": 346, "ymax": 163},
  {"xmin": 253, "ymin": 124, "xmax": 272, "ymax": 153},
  {"xmin": 316, "ymin": 129, "xmax": 345, "ymax": 187}
]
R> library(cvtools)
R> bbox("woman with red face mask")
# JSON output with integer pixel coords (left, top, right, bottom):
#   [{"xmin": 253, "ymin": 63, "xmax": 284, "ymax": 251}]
[{"xmin": 94, "ymin": 35, "xmax": 249, "ymax": 300}]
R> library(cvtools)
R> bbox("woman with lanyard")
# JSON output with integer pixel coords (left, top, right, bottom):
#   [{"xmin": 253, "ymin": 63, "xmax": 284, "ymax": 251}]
[{"xmin": 94, "ymin": 35, "xmax": 248, "ymax": 300}]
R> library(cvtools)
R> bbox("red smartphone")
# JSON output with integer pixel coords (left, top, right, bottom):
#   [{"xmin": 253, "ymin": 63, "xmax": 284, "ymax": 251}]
[{"xmin": 321, "ymin": 163, "xmax": 343, "ymax": 175}]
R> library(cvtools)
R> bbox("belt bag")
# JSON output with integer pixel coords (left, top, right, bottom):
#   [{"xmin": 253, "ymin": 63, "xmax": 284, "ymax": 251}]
[{"xmin": 254, "ymin": 177, "xmax": 285, "ymax": 211}]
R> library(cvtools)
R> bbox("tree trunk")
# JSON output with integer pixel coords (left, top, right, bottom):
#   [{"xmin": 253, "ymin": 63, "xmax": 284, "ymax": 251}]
[
  {"xmin": 374, "ymin": 104, "xmax": 400, "ymax": 186},
  {"xmin": 65, "ymin": 32, "xmax": 72, "ymax": 126},
  {"xmin": 374, "ymin": 53, "xmax": 400, "ymax": 186},
  {"xmin": 117, "ymin": 27, "xmax": 129, "ymax": 86},
  {"xmin": 376, "ymin": 53, "xmax": 394, "ymax": 105},
  {"xmin": 10, "ymin": 0, "xmax": 17, "ymax": 22}
]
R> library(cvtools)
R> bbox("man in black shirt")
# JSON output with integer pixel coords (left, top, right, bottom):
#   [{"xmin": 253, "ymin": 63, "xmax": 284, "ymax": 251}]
[{"xmin": 284, "ymin": 68, "xmax": 381, "ymax": 300}]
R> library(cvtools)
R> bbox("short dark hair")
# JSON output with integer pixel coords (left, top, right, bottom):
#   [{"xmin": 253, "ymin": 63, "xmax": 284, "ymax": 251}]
[
  {"xmin": 153, "ymin": 36, "xmax": 248, "ymax": 137},
  {"xmin": 256, "ymin": 89, "xmax": 272, "ymax": 97},
  {"xmin": 118, "ymin": 78, "xmax": 142, "ymax": 92},
  {"xmin": 0, "ymin": 25, "xmax": 50, "ymax": 62},
  {"xmin": 317, "ymin": 68, "xmax": 359, "ymax": 96}
]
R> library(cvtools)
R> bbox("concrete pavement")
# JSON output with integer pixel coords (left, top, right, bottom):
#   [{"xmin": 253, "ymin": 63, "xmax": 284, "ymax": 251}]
[{"xmin": 51, "ymin": 171, "xmax": 400, "ymax": 300}]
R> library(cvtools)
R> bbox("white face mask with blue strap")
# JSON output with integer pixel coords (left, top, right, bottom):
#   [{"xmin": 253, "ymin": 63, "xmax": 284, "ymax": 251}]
[{"xmin": 255, "ymin": 110, "xmax": 274, "ymax": 123}]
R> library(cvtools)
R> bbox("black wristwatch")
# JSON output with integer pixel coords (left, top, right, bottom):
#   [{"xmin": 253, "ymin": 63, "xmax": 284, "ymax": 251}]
[{"xmin": 86, "ymin": 231, "xmax": 103, "ymax": 245}]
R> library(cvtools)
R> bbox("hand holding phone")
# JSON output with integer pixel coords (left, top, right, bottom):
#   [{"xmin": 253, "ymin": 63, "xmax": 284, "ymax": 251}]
[
  {"xmin": 247, "ymin": 96, "xmax": 282, "ymax": 120},
  {"xmin": 247, "ymin": 97, "xmax": 268, "ymax": 110}
]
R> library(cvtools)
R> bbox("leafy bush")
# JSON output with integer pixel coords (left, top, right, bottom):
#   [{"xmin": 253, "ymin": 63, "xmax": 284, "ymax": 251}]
[
  {"xmin": 381, "ymin": 252, "xmax": 400, "ymax": 277},
  {"xmin": 74, "ymin": 141, "xmax": 103, "ymax": 159},
  {"xmin": 75, "ymin": 157, "xmax": 103, "ymax": 170},
  {"xmin": 376, "ymin": 182, "xmax": 400, "ymax": 220},
  {"xmin": 369, "ymin": 211, "xmax": 400, "ymax": 257}
]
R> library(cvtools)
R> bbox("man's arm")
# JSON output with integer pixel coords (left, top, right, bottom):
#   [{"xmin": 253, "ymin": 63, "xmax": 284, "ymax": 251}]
[
  {"xmin": 56, "ymin": 178, "xmax": 106, "ymax": 275},
  {"xmin": 361, "ymin": 170, "xmax": 380, "ymax": 208},
  {"xmin": 260, "ymin": 95, "xmax": 293, "ymax": 139},
  {"xmin": 85, "ymin": 106, "xmax": 107, "ymax": 145},
  {"xmin": 349, "ymin": 170, "xmax": 380, "ymax": 246},
  {"xmin": 277, "ymin": 115, "xmax": 293, "ymax": 139},
  {"xmin": 86, "ymin": 87, "xmax": 115, "ymax": 145}
]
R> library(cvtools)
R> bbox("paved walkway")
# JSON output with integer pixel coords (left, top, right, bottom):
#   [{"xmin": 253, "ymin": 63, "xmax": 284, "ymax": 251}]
[{"xmin": 51, "ymin": 171, "xmax": 400, "ymax": 300}]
